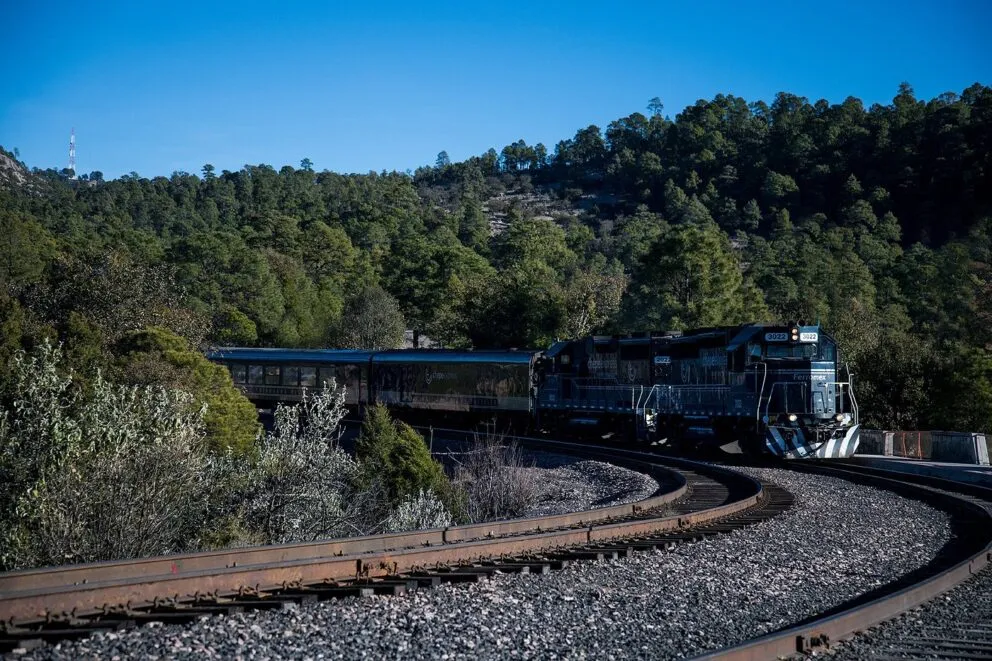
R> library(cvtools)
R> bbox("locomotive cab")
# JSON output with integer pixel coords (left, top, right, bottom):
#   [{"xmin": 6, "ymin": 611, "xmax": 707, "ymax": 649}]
[{"xmin": 747, "ymin": 324, "xmax": 860, "ymax": 458}]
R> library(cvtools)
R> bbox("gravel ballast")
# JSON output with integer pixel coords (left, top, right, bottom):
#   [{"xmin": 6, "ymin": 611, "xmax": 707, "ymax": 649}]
[
  {"xmin": 520, "ymin": 455, "xmax": 660, "ymax": 516},
  {"xmin": 12, "ymin": 466, "xmax": 953, "ymax": 660},
  {"xmin": 810, "ymin": 564, "xmax": 992, "ymax": 660}
]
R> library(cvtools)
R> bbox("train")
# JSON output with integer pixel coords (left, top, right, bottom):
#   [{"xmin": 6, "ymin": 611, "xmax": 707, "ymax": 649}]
[{"xmin": 207, "ymin": 322, "xmax": 861, "ymax": 459}]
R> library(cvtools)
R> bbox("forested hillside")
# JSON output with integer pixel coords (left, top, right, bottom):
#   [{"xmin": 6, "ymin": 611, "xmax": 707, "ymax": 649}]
[{"xmin": 1, "ymin": 83, "xmax": 989, "ymax": 432}]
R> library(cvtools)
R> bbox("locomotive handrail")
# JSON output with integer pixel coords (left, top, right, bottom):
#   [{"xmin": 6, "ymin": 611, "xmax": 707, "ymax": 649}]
[
  {"xmin": 630, "ymin": 384, "xmax": 643, "ymax": 409},
  {"xmin": 824, "ymin": 380, "xmax": 859, "ymax": 425},
  {"xmin": 635, "ymin": 384, "xmax": 659, "ymax": 412},
  {"xmin": 847, "ymin": 367, "xmax": 859, "ymax": 425},
  {"xmin": 570, "ymin": 377, "xmax": 627, "ymax": 387},
  {"xmin": 753, "ymin": 362, "xmax": 768, "ymax": 430}
]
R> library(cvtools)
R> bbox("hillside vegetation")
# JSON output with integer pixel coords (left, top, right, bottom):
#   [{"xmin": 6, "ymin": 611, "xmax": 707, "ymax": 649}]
[{"xmin": 1, "ymin": 83, "xmax": 990, "ymax": 433}]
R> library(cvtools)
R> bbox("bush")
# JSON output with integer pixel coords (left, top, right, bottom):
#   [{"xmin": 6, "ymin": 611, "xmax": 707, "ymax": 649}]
[
  {"xmin": 239, "ymin": 393, "xmax": 466, "ymax": 540},
  {"xmin": 384, "ymin": 489, "xmax": 453, "ymax": 532},
  {"xmin": 114, "ymin": 327, "xmax": 261, "ymax": 457},
  {"xmin": 355, "ymin": 403, "xmax": 452, "ymax": 506},
  {"xmin": 0, "ymin": 342, "xmax": 216, "ymax": 569},
  {"xmin": 0, "ymin": 345, "xmax": 466, "ymax": 568},
  {"xmin": 453, "ymin": 431, "xmax": 539, "ymax": 522},
  {"xmin": 340, "ymin": 286, "xmax": 405, "ymax": 350},
  {"xmin": 242, "ymin": 384, "xmax": 387, "ymax": 543}
]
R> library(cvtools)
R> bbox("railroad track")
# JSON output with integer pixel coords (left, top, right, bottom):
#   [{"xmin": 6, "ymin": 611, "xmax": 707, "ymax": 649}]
[
  {"xmin": 695, "ymin": 460, "xmax": 992, "ymax": 661},
  {"xmin": 0, "ymin": 447, "xmax": 790, "ymax": 654}
]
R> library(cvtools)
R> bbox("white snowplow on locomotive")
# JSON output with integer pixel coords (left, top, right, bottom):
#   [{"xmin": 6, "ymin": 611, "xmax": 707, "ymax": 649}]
[{"xmin": 208, "ymin": 322, "xmax": 860, "ymax": 459}]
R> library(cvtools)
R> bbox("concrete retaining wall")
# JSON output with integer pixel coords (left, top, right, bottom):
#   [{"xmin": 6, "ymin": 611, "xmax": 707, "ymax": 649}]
[
  {"xmin": 858, "ymin": 429, "xmax": 893, "ymax": 455},
  {"xmin": 931, "ymin": 431, "xmax": 990, "ymax": 465},
  {"xmin": 856, "ymin": 429, "xmax": 989, "ymax": 464},
  {"xmin": 856, "ymin": 430, "xmax": 929, "ymax": 458}
]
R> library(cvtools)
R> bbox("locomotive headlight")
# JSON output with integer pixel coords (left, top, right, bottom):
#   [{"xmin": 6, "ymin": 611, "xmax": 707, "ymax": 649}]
[
  {"xmin": 790, "ymin": 326, "xmax": 800, "ymax": 341},
  {"xmin": 788, "ymin": 413, "xmax": 798, "ymax": 422},
  {"xmin": 835, "ymin": 413, "xmax": 844, "ymax": 422}
]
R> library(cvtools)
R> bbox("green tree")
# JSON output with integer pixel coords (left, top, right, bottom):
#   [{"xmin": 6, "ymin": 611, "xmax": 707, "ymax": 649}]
[
  {"xmin": 647, "ymin": 97, "xmax": 665, "ymax": 117},
  {"xmin": 457, "ymin": 199, "xmax": 490, "ymax": 254},
  {"xmin": 354, "ymin": 404, "xmax": 453, "ymax": 508},
  {"xmin": 340, "ymin": 286, "xmax": 405, "ymax": 349},
  {"xmin": 624, "ymin": 222, "xmax": 768, "ymax": 330},
  {"xmin": 465, "ymin": 261, "xmax": 566, "ymax": 348},
  {"xmin": 0, "ymin": 209, "xmax": 55, "ymax": 287},
  {"xmin": 114, "ymin": 327, "xmax": 261, "ymax": 457},
  {"xmin": 213, "ymin": 304, "xmax": 259, "ymax": 345}
]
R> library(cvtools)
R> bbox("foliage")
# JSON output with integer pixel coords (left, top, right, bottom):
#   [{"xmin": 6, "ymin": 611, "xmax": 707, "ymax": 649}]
[
  {"xmin": 242, "ymin": 384, "xmax": 375, "ymax": 543},
  {"xmin": 384, "ymin": 489, "xmax": 453, "ymax": 532},
  {"xmin": 27, "ymin": 252, "xmax": 208, "ymax": 348},
  {"xmin": 623, "ymin": 221, "xmax": 768, "ymax": 331},
  {"xmin": 452, "ymin": 432, "xmax": 539, "ymax": 523},
  {"xmin": 114, "ymin": 327, "xmax": 261, "ymax": 457},
  {"xmin": 355, "ymin": 403, "xmax": 453, "ymax": 509},
  {"xmin": 339, "ymin": 286, "xmax": 406, "ymax": 349},
  {"xmin": 0, "ymin": 343, "xmax": 215, "ymax": 569},
  {"xmin": 0, "ymin": 346, "xmax": 479, "ymax": 569}
]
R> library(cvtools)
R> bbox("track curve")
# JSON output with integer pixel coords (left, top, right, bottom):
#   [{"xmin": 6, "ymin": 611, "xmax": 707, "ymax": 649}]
[
  {"xmin": 0, "ymin": 442, "xmax": 789, "ymax": 653},
  {"xmin": 693, "ymin": 460, "xmax": 992, "ymax": 660}
]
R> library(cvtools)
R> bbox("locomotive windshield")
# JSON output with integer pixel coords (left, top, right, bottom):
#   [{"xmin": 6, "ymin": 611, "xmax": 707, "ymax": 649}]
[
  {"xmin": 750, "ymin": 339, "xmax": 835, "ymax": 360},
  {"xmin": 766, "ymin": 344, "xmax": 819, "ymax": 359}
]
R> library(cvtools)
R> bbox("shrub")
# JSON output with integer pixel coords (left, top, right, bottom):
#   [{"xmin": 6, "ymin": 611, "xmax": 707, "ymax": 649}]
[
  {"xmin": 355, "ymin": 403, "xmax": 451, "ymax": 506},
  {"xmin": 384, "ymin": 489, "xmax": 453, "ymax": 532},
  {"xmin": 242, "ymin": 384, "xmax": 383, "ymax": 543},
  {"xmin": 452, "ymin": 431, "xmax": 539, "ymax": 522},
  {"xmin": 114, "ymin": 327, "xmax": 261, "ymax": 457},
  {"xmin": 0, "ymin": 342, "xmax": 216, "ymax": 569},
  {"xmin": 340, "ymin": 286, "xmax": 405, "ymax": 350}
]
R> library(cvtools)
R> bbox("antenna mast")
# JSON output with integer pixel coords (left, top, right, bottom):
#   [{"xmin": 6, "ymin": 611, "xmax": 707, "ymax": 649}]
[{"xmin": 68, "ymin": 128, "xmax": 76, "ymax": 178}]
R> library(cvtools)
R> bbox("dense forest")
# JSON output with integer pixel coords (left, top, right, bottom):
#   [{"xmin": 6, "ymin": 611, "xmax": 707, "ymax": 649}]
[{"xmin": 1, "ymin": 82, "xmax": 990, "ymax": 434}]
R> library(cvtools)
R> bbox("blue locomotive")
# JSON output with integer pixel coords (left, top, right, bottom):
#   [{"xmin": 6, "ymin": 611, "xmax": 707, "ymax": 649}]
[
  {"xmin": 537, "ymin": 323, "xmax": 859, "ymax": 458},
  {"xmin": 207, "ymin": 322, "xmax": 860, "ymax": 459}
]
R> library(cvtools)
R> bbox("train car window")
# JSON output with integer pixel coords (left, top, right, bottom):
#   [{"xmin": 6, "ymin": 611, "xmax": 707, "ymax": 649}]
[
  {"xmin": 318, "ymin": 367, "xmax": 336, "ymax": 388},
  {"xmin": 820, "ymin": 342, "xmax": 836, "ymax": 361},
  {"xmin": 265, "ymin": 366, "xmax": 281, "ymax": 385},
  {"xmin": 229, "ymin": 364, "xmax": 246, "ymax": 384},
  {"xmin": 248, "ymin": 365, "xmax": 264, "ymax": 385},
  {"xmin": 283, "ymin": 366, "xmax": 299, "ymax": 386},
  {"xmin": 300, "ymin": 367, "xmax": 317, "ymax": 388}
]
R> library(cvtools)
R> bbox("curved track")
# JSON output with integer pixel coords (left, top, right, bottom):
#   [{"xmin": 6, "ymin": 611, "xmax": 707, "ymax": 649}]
[
  {"xmin": 0, "ymin": 443, "xmax": 788, "ymax": 653},
  {"xmin": 694, "ymin": 460, "xmax": 992, "ymax": 660}
]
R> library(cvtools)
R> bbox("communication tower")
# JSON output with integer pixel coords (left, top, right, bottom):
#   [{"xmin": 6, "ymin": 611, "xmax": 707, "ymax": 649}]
[{"xmin": 68, "ymin": 128, "xmax": 76, "ymax": 178}]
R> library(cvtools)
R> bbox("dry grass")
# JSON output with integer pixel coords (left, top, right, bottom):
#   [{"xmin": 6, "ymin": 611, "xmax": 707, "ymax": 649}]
[{"xmin": 450, "ymin": 429, "xmax": 540, "ymax": 523}]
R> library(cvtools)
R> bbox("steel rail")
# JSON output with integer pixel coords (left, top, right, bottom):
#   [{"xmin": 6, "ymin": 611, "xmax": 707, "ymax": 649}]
[
  {"xmin": 692, "ymin": 461, "xmax": 992, "ymax": 661},
  {"xmin": 0, "ymin": 449, "xmax": 760, "ymax": 628},
  {"xmin": 0, "ymin": 438, "xmax": 681, "ymax": 597}
]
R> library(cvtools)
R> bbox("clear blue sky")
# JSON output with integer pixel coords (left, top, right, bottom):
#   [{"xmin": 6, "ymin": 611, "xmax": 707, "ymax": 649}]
[{"xmin": 1, "ymin": 1, "xmax": 989, "ymax": 179}]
